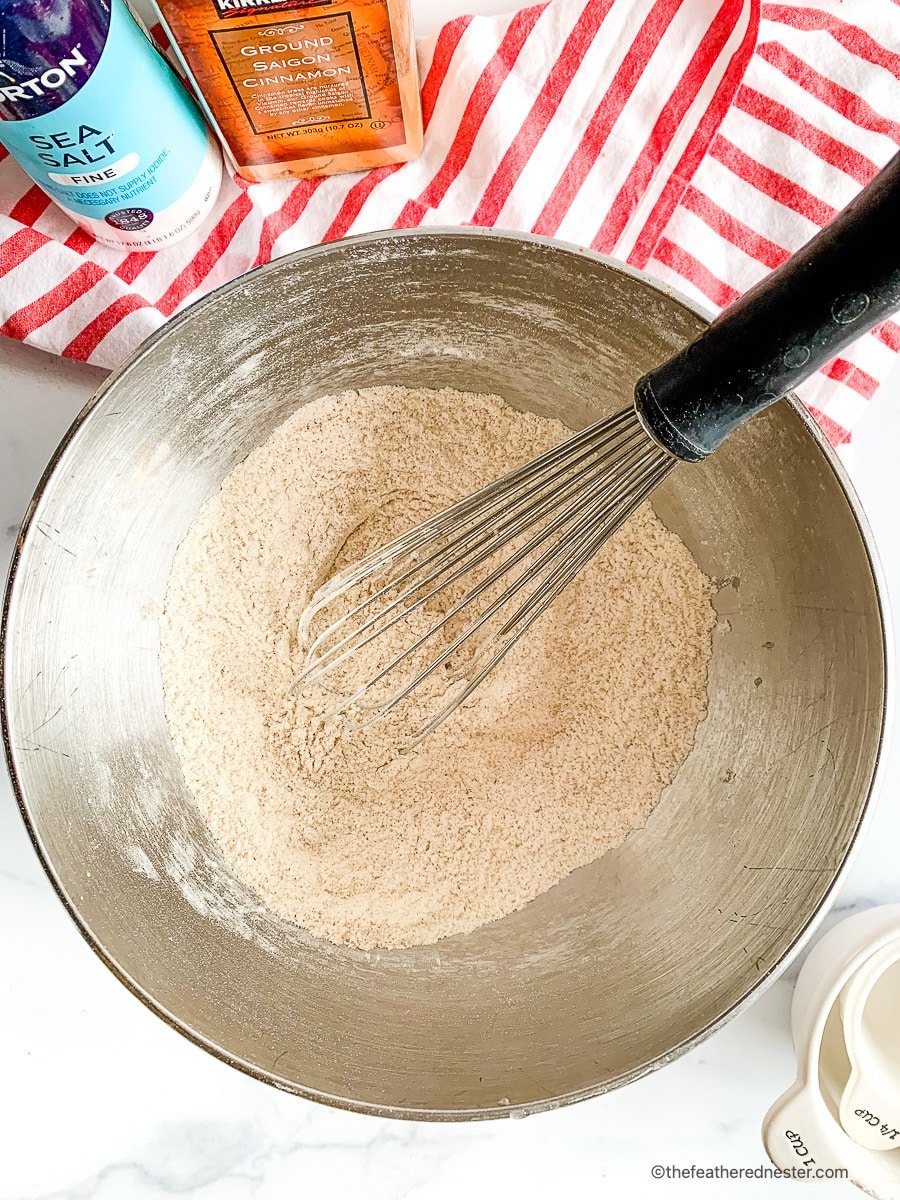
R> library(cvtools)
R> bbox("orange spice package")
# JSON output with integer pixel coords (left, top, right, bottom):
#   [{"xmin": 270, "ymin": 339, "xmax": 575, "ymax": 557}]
[{"xmin": 151, "ymin": 0, "xmax": 423, "ymax": 182}]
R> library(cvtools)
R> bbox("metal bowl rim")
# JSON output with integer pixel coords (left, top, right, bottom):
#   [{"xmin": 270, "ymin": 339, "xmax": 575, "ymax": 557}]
[{"xmin": 2, "ymin": 225, "xmax": 893, "ymax": 1120}]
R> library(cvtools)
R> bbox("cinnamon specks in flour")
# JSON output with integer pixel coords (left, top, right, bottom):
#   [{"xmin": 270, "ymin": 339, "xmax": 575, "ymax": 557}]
[{"xmin": 161, "ymin": 387, "xmax": 715, "ymax": 950}]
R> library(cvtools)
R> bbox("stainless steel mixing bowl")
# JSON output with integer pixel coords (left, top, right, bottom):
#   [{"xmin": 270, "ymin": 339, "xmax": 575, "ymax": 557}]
[{"xmin": 2, "ymin": 230, "xmax": 891, "ymax": 1119}]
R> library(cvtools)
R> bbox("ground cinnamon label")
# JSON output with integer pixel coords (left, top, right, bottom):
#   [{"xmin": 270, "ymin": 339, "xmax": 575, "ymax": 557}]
[{"xmin": 152, "ymin": 0, "xmax": 423, "ymax": 181}]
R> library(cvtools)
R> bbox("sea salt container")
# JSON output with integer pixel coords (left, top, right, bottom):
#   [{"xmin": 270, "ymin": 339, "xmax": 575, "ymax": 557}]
[{"xmin": 0, "ymin": 0, "xmax": 222, "ymax": 249}]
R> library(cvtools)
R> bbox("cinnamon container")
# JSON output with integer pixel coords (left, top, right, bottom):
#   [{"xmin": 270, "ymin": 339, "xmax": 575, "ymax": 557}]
[{"xmin": 151, "ymin": 0, "xmax": 423, "ymax": 182}]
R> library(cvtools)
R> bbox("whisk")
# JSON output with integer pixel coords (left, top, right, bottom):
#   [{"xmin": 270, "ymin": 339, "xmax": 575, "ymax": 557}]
[{"xmin": 296, "ymin": 151, "xmax": 900, "ymax": 741}]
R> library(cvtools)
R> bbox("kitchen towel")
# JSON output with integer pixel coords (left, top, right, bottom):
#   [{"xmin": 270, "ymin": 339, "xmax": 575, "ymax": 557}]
[{"xmin": 0, "ymin": 0, "xmax": 897, "ymax": 445}]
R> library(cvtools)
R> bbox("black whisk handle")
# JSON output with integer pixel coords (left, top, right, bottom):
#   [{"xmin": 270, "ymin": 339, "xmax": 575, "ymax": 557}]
[{"xmin": 634, "ymin": 149, "xmax": 900, "ymax": 462}]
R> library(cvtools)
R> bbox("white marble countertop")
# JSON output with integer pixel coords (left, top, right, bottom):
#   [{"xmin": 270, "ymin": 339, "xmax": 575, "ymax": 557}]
[{"xmin": 3, "ymin": 3, "xmax": 900, "ymax": 1196}]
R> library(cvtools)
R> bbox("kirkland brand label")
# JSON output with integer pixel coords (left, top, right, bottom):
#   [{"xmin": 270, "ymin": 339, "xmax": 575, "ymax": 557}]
[
  {"xmin": 211, "ymin": 0, "xmax": 333, "ymax": 18},
  {"xmin": 0, "ymin": 0, "xmax": 210, "ymax": 221}
]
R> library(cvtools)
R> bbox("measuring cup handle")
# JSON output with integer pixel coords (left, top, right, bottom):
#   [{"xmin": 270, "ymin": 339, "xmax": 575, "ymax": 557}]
[
  {"xmin": 763, "ymin": 1079, "xmax": 851, "ymax": 1175},
  {"xmin": 634, "ymin": 149, "xmax": 900, "ymax": 461}
]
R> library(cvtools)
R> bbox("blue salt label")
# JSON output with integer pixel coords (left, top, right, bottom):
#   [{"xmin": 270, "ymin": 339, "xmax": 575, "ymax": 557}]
[{"xmin": 0, "ymin": 0, "xmax": 215, "ymax": 231}]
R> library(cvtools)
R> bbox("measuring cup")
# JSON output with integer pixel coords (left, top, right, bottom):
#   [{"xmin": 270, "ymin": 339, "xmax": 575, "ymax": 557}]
[
  {"xmin": 763, "ymin": 906, "xmax": 900, "ymax": 1197},
  {"xmin": 838, "ymin": 939, "xmax": 900, "ymax": 1152}
]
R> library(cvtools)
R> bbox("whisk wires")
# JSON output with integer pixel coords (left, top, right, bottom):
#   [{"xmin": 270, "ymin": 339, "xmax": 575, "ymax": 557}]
[{"xmin": 294, "ymin": 407, "xmax": 674, "ymax": 743}]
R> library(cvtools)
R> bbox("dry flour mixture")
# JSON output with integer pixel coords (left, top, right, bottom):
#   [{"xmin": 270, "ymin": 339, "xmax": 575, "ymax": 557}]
[{"xmin": 161, "ymin": 387, "xmax": 715, "ymax": 949}]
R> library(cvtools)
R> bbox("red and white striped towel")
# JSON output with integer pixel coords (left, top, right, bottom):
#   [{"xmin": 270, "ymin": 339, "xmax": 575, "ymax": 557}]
[{"xmin": 1, "ymin": 0, "xmax": 898, "ymax": 445}]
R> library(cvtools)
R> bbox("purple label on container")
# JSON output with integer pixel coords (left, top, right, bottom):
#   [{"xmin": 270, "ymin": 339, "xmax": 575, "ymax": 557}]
[
  {"xmin": 0, "ymin": 0, "xmax": 111, "ymax": 121},
  {"xmin": 104, "ymin": 205, "xmax": 153, "ymax": 230}
]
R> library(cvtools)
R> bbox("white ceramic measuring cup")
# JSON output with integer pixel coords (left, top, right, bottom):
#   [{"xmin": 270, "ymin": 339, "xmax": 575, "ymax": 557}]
[
  {"xmin": 838, "ymin": 939, "xmax": 900, "ymax": 1152},
  {"xmin": 763, "ymin": 905, "xmax": 900, "ymax": 1197}
]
